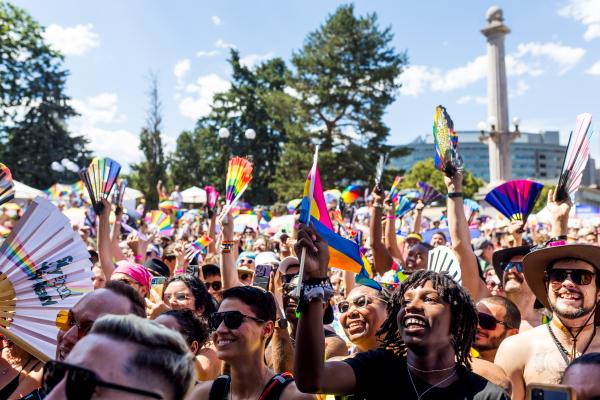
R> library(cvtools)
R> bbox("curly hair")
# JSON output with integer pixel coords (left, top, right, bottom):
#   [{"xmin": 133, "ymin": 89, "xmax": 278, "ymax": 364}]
[
  {"xmin": 377, "ymin": 270, "xmax": 477, "ymax": 369},
  {"xmin": 165, "ymin": 274, "xmax": 217, "ymax": 317}
]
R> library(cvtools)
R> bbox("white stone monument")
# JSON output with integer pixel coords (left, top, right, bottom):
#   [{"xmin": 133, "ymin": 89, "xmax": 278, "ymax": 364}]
[{"xmin": 480, "ymin": 6, "xmax": 519, "ymax": 185}]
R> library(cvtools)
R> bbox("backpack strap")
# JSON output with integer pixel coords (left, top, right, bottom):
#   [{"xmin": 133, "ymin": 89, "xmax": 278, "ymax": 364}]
[
  {"xmin": 209, "ymin": 375, "xmax": 231, "ymax": 400},
  {"xmin": 258, "ymin": 372, "xmax": 295, "ymax": 400}
]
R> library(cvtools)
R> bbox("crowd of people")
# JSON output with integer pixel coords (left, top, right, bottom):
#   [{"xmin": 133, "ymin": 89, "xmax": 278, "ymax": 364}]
[{"xmin": 0, "ymin": 169, "xmax": 599, "ymax": 400}]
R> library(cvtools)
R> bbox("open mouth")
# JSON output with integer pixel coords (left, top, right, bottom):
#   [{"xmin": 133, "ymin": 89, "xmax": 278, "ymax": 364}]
[
  {"xmin": 402, "ymin": 315, "xmax": 428, "ymax": 332},
  {"xmin": 558, "ymin": 291, "xmax": 582, "ymax": 302},
  {"xmin": 216, "ymin": 337, "xmax": 237, "ymax": 348},
  {"xmin": 346, "ymin": 319, "xmax": 366, "ymax": 334}
]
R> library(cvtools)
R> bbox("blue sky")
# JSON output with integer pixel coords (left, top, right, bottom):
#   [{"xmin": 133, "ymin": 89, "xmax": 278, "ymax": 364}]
[{"xmin": 12, "ymin": 0, "xmax": 600, "ymax": 171}]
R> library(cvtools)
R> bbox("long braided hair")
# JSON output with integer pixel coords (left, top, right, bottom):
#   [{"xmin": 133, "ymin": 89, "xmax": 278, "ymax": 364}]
[{"xmin": 377, "ymin": 270, "xmax": 478, "ymax": 369}]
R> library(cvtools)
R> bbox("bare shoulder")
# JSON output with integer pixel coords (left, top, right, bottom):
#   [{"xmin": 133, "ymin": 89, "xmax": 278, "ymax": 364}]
[
  {"xmin": 188, "ymin": 380, "xmax": 213, "ymax": 400},
  {"xmin": 496, "ymin": 324, "xmax": 549, "ymax": 366},
  {"xmin": 472, "ymin": 358, "xmax": 511, "ymax": 394},
  {"xmin": 282, "ymin": 380, "xmax": 318, "ymax": 400}
]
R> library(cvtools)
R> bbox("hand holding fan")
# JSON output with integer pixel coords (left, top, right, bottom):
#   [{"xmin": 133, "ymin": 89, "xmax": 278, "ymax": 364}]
[
  {"xmin": 224, "ymin": 157, "xmax": 253, "ymax": 215},
  {"xmin": 427, "ymin": 246, "xmax": 461, "ymax": 284},
  {"xmin": 0, "ymin": 163, "xmax": 15, "ymax": 206},
  {"xmin": 417, "ymin": 182, "xmax": 444, "ymax": 206},
  {"xmin": 556, "ymin": 113, "xmax": 593, "ymax": 202},
  {"xmin": 374, "ymin": 154, "xmax": 387, "ymax": 187},
  {"xmin": 485, "ymin": 179, "xmax": 543, "ymax": 224},
  {"xmin": 433, "ymin": 105, "xmax": 463, "ymax": 177},
  {"xmin": 0, "ymin": 197, "xmax": 93, "ymax": 361},
  {"xmin": 111, "ymin": 178, "xmax": 128, "ymax": 210},
  {"xmin": 79, "ymin": 157, "xmax": 121, "ymax": 214}
]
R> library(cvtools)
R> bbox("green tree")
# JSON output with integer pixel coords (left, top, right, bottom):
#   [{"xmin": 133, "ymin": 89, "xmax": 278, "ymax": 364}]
[
  {"xmin": 170, "ymin": 50, "xmax": 303, "ymax": 204},
  {"xmin": 130, "ymin": 74, "xmax": 167, "ymax": 209},
  {"xmin": 0, "ymin": 1, "xmax": 90, "ymax": 187},
  {"xmin": 288, "ymin": 3, "xmax": 408, "ymax": 189},
  {"xmin": 398, "ymin": 158, "xmax": 484, "ymax": 199}
]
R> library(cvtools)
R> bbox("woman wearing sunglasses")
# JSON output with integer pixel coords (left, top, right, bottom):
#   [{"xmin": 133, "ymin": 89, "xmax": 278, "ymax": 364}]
[
  {"xmin": 190, "ymin": 286, "xmax": 314, "ymax": 400},
  {"xmin": 337, "ymin": 285, "xmax": 390, "ymax": 356}
]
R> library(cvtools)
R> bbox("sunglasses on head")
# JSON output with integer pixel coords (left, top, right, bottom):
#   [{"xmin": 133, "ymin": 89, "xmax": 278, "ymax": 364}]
[
  {"xmin": 43, "ymin": 360, "xmax": 163, "ymax": 399},
  {"xmin": 503, "ymin": 261, "xmax": 523, "ymax": 273},
  {"xmin": 205, "ymin": 281, "xmax": 222, "ymax": 291},
  {"xmin": 478, "ymin": 312, "xmax": 511, "ymax": 330},
  {"xmin": 546, "ymin": 269, "xmax": 595, "ymax": 287},
  {"xmin": 282, "ymin": 272, "xmax": 299, "ymax": 284},
  {"xmin": 337, "ymin": 294, "xmax": 386, "ymax": 314},
  {"xmin": 208, "ymin": 310, "xmax": 265, "ymax": 330},
  {"xmin": 55, "ymin": 310, "xmax": 94, "ymax": 339}
]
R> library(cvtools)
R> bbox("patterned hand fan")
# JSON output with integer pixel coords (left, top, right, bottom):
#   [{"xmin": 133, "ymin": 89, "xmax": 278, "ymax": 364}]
[
  {"xmin": 388, "ymin": 176, "xmax": 402, "ymax": 201},
  {"xmin": 427, "ymin": 246, "xmax": 461, "ymax": 284},
  {"xmin": 204, "ymin": 186, "xmax": 220, "ymax": 209},
  {"xmin": 433, "ymin": 105, "xmax": 463, "ymax": 177},
  {"xmin": 396, "ymin": 195, "xmax": 416, "ymax": 218},
  {"xmin": 146, "ymin": 210, "xmax": 172, "ymax": 236},
  {"xmin": 111, "ymin": 179, "xmax": 128, "ymax": 209},
  {"xmin": 485, "ymin": 180, "xmax": 543, "ymax": 223},
  {"xmin": 225, "ymin": 157, "xmax": 253, "ymax": 211},
  {"xmin": 556, "ymin": 113, "xmax": 593, "ymax": 202},
  {"xmin": 463, "ymin": 199, "xmax": 480, "ymax": 225},
  {"xmin": 79, "ymin": 157, "xmax": 121, "ymax": 214},
  {"xmin": 342, "ymin": 185, "xmax": 362, "ymax": 204},
  {"xmin": 374, "ymin": 154, "xmax": 387, "ymax": 186},
  {"xmin": 0, "ymin": 163, "xmax": 15, "ymax": 206},
  {"xmin": 417, "ymin": 182, "xmax": 444, "ymax": 206},
  {"xmin": 0, "ymin": 197, "xmax": 93, "ymax": 361}
]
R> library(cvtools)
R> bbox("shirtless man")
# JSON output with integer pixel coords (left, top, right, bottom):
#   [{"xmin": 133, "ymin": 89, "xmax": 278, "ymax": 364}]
[{"xmin": 495, "ymin": 243, "xmax": 600, "ymax": 400}]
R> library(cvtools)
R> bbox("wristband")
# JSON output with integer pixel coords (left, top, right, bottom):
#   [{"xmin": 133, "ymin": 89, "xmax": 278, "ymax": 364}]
[
  {"xmin": 386, "ymin": 215, "xmax": 396, "ymax": 220},
  {"xmin": 373, "ymin": 203, "xmax": 383, "ymax": 209},
  {"xmin": 447, "ymin": 192, "xmax": 464, "ymax": 198},
  {"xmin": 134, "ymin": 255, "xmax": 143, "ymax": 262}
]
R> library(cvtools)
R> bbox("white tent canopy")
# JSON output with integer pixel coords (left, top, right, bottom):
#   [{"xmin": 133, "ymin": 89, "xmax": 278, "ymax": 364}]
[
  {"xmin": 180, "ymin": 186, "xmax": 206, "ymax": 204},
  {"xmin": 13, "ymin": 180, "xmax": 47, "ymax": 203},
  {"xmin": 123, "ymin": 187, "xmax": 144, "ymax": 211}
]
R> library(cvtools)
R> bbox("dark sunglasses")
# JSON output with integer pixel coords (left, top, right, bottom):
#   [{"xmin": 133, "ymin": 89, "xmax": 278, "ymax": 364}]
[
  {"xmin": 208, "ymin": 311, "xmax": 265, "ymax": 330},
  {"xmin": 478, "ymin": 312, "xmax": 511, "ymax": 330},
  {"xmin": 240, "ymin": 258, "xmax": 254, "ymax": 264},
  {"xmin": 337, "ymin": 294, "xmax": 386, "ymax": 314},
  {"xmin": 43, "ymin": 360, "xmax": 163, "ymax": 399},
  {"xmin": 282, "ymin": 273, "xmax": 299, "ymax": 284},
  {"xmin": 546, "ymin": 269, "xmax": 595, "ymax": 286},
  {"xmin": 55, "ymin": 310, "xmax": 94, "ymax": 339},
  {"xmin": 205, "ymin": 281, "xmax": 222, "ymax": 291},
  {"xmin": 503, "ymin": 261, "xmax": 523, "ymax": 273}
]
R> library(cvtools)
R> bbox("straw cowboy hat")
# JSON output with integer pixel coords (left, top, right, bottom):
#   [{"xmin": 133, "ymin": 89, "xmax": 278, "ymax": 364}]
[{"xmin": 523, "ymin": 243, "xmax": 600, "ymax": 325}]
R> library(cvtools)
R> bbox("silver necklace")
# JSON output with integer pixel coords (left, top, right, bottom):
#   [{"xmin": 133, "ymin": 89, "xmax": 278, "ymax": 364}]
[
  {"xmin": 407, "ymin": 365, "xmax": 456, "ymax": 400},
  {"xmin": 407, "ymin": 362, "xmax": 455, "ymax": 373}
]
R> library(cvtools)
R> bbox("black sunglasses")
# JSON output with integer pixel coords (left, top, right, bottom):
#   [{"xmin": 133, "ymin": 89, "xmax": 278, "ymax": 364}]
[
  {"xmin": 282, "ymin": 273, "xmax": 299, "ymax": 284},
  {"xmin": 478, "ymin": 312, "xmax": 511, "ymax": 330},
  {"xmin": 546, "ymin": 269, "xmax": 595, "ymax": 287},
  {"xmin": 208, "ymin": 311, "xmax": 265, "ymax": 330},
  {"xmin": 205, "ymin": 281, "xmax": 222, "ymax": 291},
  {"xmin": 43, "ymin": 360, "xmax": 163, "ymax": 399}
]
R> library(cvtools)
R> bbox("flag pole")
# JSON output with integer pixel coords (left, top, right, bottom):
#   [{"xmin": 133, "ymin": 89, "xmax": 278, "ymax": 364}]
[{"xmin": 294, "ymin": 145, "xmax": 319, "ymax": 297}]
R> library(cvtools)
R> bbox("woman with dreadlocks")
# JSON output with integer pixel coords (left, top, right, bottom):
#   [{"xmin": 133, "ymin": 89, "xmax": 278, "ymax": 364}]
[{"xmin": 293, "ymin": 224, "xmax": 508, "ymax": 399}]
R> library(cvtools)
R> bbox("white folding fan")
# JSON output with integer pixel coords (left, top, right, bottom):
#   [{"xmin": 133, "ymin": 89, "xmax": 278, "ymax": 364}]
[
  {"xmin": 427, "ymin": 246, "xmax": 462, "ymax": 285},
  {"xmin": 0, "ymin": 197, "xmax": 93, "ymax": 361}
]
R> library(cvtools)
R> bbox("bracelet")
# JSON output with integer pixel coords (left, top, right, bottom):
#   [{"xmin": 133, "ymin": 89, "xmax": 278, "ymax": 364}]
[
  {"xmin": 447, "ymin": 192, "xmax": 464, "ymax": 198},
  {"xmin": 386, "ymin": 215, "xmax": 396, "ymax": 220},
  {"xmin": 296, "ymin": 278, "xmax": 334, "ymax": 314},
  {"xmin": 221, "ymin": 240, "xmax": 235, "ymax": 245},
  {"xmin": 220, "ymin": 247, "xmax": 232, "ymax": 254},
  {"xmin": 373, "ymin": 203, "xmax": 383, "ymax": 209},
  {"xmin": 134, "ymin": 255, "xmax": 143, "ymax": 262}
]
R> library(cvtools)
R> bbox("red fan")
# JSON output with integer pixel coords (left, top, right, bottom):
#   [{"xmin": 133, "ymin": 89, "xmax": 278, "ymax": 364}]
[{"xmin": 485, "ymin": 180, "xmax": 543, "ymax": 223}]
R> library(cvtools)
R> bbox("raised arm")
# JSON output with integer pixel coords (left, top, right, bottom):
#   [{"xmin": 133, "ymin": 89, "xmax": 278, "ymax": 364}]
[
  {"xmin": 98, "ymin": 199, "xmax": 116, "ymax": 279},
  {"xmin": 547, "ymin": 188, "xmax": 571, "ymax": 238},
  {"xmin": 445, "ymin": 173, "xmax": 489, "ymax": 301},
  {"xmin": 293, "ymin": 224, "xmax": 357, "ymax": 395},
  {"xmin": 207, "ymin": 209, "xmax": 217, "ymax": 255},
  {"xmin": 110, "ymin": 208, "xmax": 126, "ymax": 262},
  {"xmin": 411, "ymin": 200, "xmax": 425, "ymax": 235},
  {"xmin": 383, "ymin": 195, "xmax": 403, "ymax": 261},
  {"xmin": 369, "ymin": 186, "xmax": 393, "ymax": 275},
  {"xmin": 219, "ymin": 210, "xmax": 242, "ymax": 289}
]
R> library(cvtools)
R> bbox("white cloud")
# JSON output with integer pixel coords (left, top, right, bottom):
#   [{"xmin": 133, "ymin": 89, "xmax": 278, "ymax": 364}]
[
  {"xmin": 69, "ymin": 93, "xmax": 139, "ymax": 168},
  {"xmin": 196, "ymin": 50, "xmax": 219, "ymax": 57},
  {"xmin": 215, "ymin": 39, "xmax": 236, "ymax": 49},
  {"xmin": 43, "ymin": 24, "xmax": 99, "ymax": 56},
  {"xmin": 431, "ymin": 56, "xmax": 487, "ymax": 92},
  {"xmin": 586, "ymin": 60, "xmax": 600, "ymax": 75},
  {"xmin": 515, "ymin": 42, "xmax": 585, "ymax": 74},
  {"xmin": 173, "ymin": 59, "xmax": 191, "ymax": 86},
  {"xmin": 398, "ymin": 65, "xmax": 438, "ymax": 96},
  {"xmin": 211, "ymin": 16, "xmax": 222, "ymax": 26},
  {"xmin": 558, "ymin": 0, "xmax": 600, "ymax": 40},
  {"xmin": 240, "ymin": 52, "xmax": 274, "ymax": 69},
  {"xmin": 456, "ymin": 95, "xmax": 487, "ymax": 105},
  {"xmin": 513, "ymin": 80, "xmax": 530, "ymax": 96},
  {"xmin": 178, "ymin": 74, "xmax": 230, "ymax": 120}
]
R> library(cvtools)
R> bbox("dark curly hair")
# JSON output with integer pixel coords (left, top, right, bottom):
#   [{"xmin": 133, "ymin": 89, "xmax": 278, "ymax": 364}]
[
  {"xmin": 162, "ymin": 309, "xmax": 211, "ymax": 349},
  {"xmin": 377, "ymin": 270, "xmax": 477, "ymax": 369},
  {"xmin": 165, "ymin": 274, "xmax": 217, "ymax": 317}
]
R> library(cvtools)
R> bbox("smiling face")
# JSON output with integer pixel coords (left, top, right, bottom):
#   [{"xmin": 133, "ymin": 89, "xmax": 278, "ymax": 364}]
[
  {"xmin": 547, "ymin": 259, "xmax": 599, "ymax": 320},
  {"xmin": 163, "ymin": 281, "xmax": 197, "ymax": 313},
  {"xmin": 397, "ymin": 280, "xmax": 453, "ymax": 352},
  {"xmin": 339, "ymin": 286, "xmax": 388, "ymax": 347},
  {"xmin": 503, "ymin": 255, "xmax": 528, "ymax": 294},
  {"xmin": 430, "ymin": 233, "xmax": 446, "ymax": 248},
  {"xmin": 211, "ymin": 298, "xmax": 272, "ymax": 363},
  {"xmin": 473, "ymin": 301, "xmax": 510, "ymax": 352},
  {"xmin": 405, "ymin": 244, "xmax": 428, "ymax": 273}
]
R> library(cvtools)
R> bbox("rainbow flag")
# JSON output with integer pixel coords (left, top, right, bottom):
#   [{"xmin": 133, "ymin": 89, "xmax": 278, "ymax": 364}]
[{"xmin": 299, "ymin": 152, "xmax": 365, "ymax": 274}]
